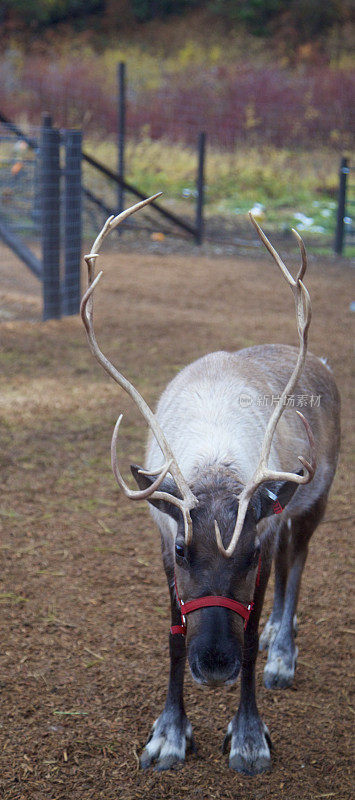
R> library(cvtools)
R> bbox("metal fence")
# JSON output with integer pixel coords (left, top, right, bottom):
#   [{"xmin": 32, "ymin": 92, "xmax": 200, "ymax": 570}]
[
  {"xmin": 0, "ymin": 115, "xmax": 82, "ymax": 319},
  {"xmin": 0, "ymin": 112, "xmax": 207, "ymax": 321},
  {"xmin": 0, "ymin": 109, "xmax": 352, "ymax": 324},
  {"xmin": 0, "ymin": 134, "xmax": 39, "ymax": 236},
  {"xmin": 334, "ymin": 157, "xmax": 354, "ymax": 255},
  {"xmin": 1, "ymin": 56, "xmax": 353, "ymax": 258},
  {"xmin": 82, "ymin": 138, "xmax": 205, "ymax": 243},
  {"xmin": 101, "ymin": 62, "xmax": 354, "ymax": 252}
]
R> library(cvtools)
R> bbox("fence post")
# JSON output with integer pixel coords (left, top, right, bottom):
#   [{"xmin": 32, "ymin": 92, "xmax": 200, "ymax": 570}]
[
  {"xmin": 63, "ymin": 129, "xmax": 82, "ymax": 315},
  {"xmin": 41, "ymin": 113, "xmax": 61, "ymax": 320},
  {"xmin": 195, "ymin": 132, "xmax": 206, "ymax": 245},
  {"xmin": 117, "ymin": 61, "xmax": 126, "ymax": 216},
  {"xmin": 334, "ymin": 156, "xmax": 349, "ymax": 255}
]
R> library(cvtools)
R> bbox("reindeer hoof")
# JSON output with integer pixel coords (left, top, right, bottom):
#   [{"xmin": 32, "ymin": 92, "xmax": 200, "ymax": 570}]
[
  {"xmin": 229, "ymin": 750, "xmax": 271, "ymax": 776},
  {"xmin": 140, "ymin": 712, "xmax": 194, "ymax": 771},
  {"xmin": 225, "ymin": 717, "xmax": 272, "ymax": 775}
]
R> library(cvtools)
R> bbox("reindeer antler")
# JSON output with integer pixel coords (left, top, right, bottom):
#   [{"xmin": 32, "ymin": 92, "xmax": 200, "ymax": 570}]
[
  {"xmin": 215, "ymin": 215, "xmax": 316, "ymax": 558},
  {"xmin": 81, "ymin": 196, "xmax": 198, "ymax": 544}
]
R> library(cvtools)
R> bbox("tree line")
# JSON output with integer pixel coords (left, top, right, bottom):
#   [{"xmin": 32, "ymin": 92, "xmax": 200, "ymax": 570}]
[{"xmin": 0, "ymin": 0, "xmax": 352, "ymax": 42}]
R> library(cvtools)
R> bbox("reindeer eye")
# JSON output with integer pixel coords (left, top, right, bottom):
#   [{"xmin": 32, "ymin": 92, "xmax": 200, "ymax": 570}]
[{"xmin": 175, "ymin": 542, "xmax": 185, "ymax": 560}]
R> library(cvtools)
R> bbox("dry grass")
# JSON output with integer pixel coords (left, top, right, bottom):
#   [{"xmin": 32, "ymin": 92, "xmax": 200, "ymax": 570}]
[{"xmin": 83, "ymin": 138, "xmax": 347, "ymax": 242}]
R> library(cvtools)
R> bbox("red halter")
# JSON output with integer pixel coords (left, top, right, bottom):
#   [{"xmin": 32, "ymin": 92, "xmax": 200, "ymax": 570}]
[{"xmin": 171, "ymin": 556, "xmax": 262, "ymax": 636}]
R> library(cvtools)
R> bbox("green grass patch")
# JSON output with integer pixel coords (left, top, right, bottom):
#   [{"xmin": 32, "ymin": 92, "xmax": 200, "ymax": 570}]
[
  {"xmin": 0, "ymin": 592, "xmax": 28, "ymax": 604},
  {"xmin": 85, "ymin": 138, "xmax": 347, "ymax": 240}
]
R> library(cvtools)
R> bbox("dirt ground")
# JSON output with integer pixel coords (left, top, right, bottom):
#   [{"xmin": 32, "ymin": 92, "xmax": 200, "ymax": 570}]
[{"xmin": 0, "ymin": 237, "xmax": 353, "ymax": 800}]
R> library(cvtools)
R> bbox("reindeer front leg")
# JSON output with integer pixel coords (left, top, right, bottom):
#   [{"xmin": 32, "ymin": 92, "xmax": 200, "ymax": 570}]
[
  {"xmin": 223, "ymin": 554, "xmax": 273, "ymax": 775},
  {"xmin": 140, "ymin": 566, "xmax": 195, "ymax": 770}
]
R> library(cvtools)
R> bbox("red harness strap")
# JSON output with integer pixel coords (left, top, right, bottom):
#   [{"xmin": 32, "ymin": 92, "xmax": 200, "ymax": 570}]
[
  {"xmin": 170, "ymin": 624, "xmax": 188, "ymax": 636},
  {"xmin": 171, "ymin": 555, "xmax": 262, "ymax": 637}
]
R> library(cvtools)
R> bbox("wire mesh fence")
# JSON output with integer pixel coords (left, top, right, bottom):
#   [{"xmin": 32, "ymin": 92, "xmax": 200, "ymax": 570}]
[
  {"xmin": 0, "ymin": 120, "xmax": 82, "ymax": 319},
  {"xmin": 343, "ymin": 164, "xmax": 354, "ymax": 255},
  {"xmin": 81, "ymin": 157, "xmax": 176, "ymax": 239},
  {"xmin": 0, "ymin": 107, "xmax": 352, "ymax": 321},
  {"xmin": 2, "ymin": 50, "xmax": 354, "ymax": 255},
  {"xmin": 0, "ymin": 129, "xmax": 41, "ymax": 238},
  {"xmin": 93, "ymin": 62, "xmax": 354, "ymax": 249}
]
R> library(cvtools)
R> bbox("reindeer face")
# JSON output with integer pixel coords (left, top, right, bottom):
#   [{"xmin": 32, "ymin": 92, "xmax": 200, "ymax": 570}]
[
  {"xmin": 174, "ymin": 499, "xmax": 260, "ymax": 686},
  {"xmin": 132, "ymin": 464, "xmax": 302, "ymax": 688}
]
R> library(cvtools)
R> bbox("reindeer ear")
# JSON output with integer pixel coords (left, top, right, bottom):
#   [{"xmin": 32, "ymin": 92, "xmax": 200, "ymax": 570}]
[
  {"xmin": 130, "ymin": 465, "xmax": 181, "ymax": 521},
  {"xmin": 252, "ymin": 469, "xmax": 303, "ymax": 522}
]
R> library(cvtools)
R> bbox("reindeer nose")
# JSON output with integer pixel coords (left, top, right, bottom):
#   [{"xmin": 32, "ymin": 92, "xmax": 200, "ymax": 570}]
[{"xmin": 188, "ymin": 640, "xmax": 241, "ymax": 686}]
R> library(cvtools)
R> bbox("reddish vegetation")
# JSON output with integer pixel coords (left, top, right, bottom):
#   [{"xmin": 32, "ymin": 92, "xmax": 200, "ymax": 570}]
[
  {"xmin": 127, "ymin": 65, "xmax": 354, "ymax": 149},
  {"xmin": 0, "ymin": 54, "xmax": 353, "ymax": 149}
]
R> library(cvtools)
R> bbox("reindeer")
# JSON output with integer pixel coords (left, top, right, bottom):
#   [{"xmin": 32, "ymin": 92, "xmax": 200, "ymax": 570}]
[{"xmin": 81, "ymin": 196, "xmax": 340, "ymax": 775}]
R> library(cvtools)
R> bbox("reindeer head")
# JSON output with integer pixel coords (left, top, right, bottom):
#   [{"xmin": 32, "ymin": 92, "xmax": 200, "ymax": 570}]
[{"xmin": 132, "ymin": 462, "xmax": 308, "ymax": 685}]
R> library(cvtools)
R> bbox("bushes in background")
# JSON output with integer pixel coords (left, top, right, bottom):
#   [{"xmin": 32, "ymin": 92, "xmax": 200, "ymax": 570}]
[{"xmin": 0, "ymin": 48, "xmax": 352, "ymax": 151}]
